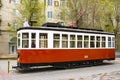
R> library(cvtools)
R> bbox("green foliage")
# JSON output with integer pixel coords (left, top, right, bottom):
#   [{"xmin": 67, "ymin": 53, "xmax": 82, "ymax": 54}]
[
  {"xmin": 59, "ymin": 0, "xmax": 120, "ymax": 50},
  {"xmin": 59, "ymin": 0, "xmax": 120, "ymax": 33},
  {"xmin": 16, "ymin": 0, "xmax": 45, "ymax": 27}
]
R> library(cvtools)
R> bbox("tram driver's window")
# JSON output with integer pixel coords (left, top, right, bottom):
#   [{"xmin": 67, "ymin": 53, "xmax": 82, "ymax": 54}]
[
  {"xmin": 22, "ymin": 33, "xmax": 29, "ymax": 48},
  {"xmin": 17, "ymin": 33, "xmax": 20, "ymax": 48}
]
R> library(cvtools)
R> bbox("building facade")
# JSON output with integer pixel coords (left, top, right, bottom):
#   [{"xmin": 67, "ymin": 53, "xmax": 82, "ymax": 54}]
[{"xmin": 0, "ymin": 0, "xmax": 65, "ymax": 55}]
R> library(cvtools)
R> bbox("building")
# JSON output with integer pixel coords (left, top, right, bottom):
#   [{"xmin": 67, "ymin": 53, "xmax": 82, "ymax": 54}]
[
  {"xmin": 0, "ymin": 0, "xmax": 17, "ymax": 55},
  {"xmin": 0, "ymin": 0, "xmax": 65, "ymax": 55}
]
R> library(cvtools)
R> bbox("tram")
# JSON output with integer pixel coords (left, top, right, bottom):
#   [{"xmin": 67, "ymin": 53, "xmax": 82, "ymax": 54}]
[{"xmin": 16, "ymin": 23, "xmax": 115, "ymax": 69}]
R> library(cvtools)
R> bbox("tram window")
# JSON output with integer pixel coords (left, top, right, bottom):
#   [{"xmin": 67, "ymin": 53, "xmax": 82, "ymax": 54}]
[
  {"xmin": 17, "ymin": 33, "xmax": 20, "ymax": 48},
  {"xmin": 31, "ymin": 33, "xmax": 36, "ymax": 48},
  {"xmin": 22, "ymin": 33, "xmax": 29, "ymax": 48},
  {"xmin": 77, "ymin": 35, "xmax": 82, "ymax": 48},
  {"xmin": 22, "ymin": 33, "xmax": 29, "ymax": 38},
  {"xmin": 32, "ymin": 33, "xmax": 36, "ymax": 39},
  {"xmin": 18, "ymin": 39, "xmax": 20, "ymax": 48},
  {"xmin": 112, "ymin": 37, "xmax": 115, "ymax": 47},
  {"xmin": 39, "ymin": 33, "xmax": 48, "ymax": 48},
  {"xmin": 108, "ymin": 37, "xmax": 111, "ymax": 47},
  {"xmin": 22, "ymin": 40, "xmax": 29, "ymax": 48},
  {"xmin": 53, "ymin": 34, "xmax": 60, "ymax": 48},
  {"xmin": 84, "ymin": 36, "xmax": 89, "ymax": 48},
  {"xmin": 102, "ymin": 37, "xmax": 106, "ymax": 47},
  {"xmin": 31, "ymin": 40, "xmax": 36, "ymax": 48},
  {"xmin": 90, "ymin": 36, "xmax": 95, "ymax": 48},
  {"xmin": 96, "ymin": 36, "xmax": 100, "ymax": 48},
  {"xmin": 70, "ymin": 35, "xmax": 75, "ymax": 48},
  {"xmin": 18, "ymin": 33, "xmax": 20, "ymax": 37},
  {"xmin": 62, "ymin": 34, "xmax": 68, "ymax": 48}
]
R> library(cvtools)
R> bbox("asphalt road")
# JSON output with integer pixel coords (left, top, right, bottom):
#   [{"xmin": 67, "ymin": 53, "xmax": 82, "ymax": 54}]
[{"xmin": 0, "ymin": 58, "xmax": 120, "ymax": 80}]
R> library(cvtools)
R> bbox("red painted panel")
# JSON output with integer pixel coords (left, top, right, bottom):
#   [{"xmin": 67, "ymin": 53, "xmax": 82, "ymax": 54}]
[{"xmin": 17, "ymin": 48, "xmax": 115, "ymax": 64}]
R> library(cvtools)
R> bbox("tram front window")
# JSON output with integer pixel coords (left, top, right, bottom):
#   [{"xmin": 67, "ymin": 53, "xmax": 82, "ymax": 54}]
[
  {"xmin": 17, "ymin": 33, "xmax": 20, "ymax": 48},
  {"xmin": 22, "ymin": 33, "xmax": 29, "ymax": 48}
]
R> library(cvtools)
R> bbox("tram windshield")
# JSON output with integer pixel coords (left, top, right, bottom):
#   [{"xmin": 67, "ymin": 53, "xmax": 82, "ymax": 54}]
[{"xmin": 22, "ymin": 33, "xmax": 29, "ymax": 48}]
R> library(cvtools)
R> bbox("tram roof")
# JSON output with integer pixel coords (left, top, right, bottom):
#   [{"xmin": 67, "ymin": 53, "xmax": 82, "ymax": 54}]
[
  {"xmin": 17, "ymin": 22, "xmax": 113, "ymax": 35},
  {"xmin": 17, "ymin": 26, "xmax": 114, "ymax": 35}
]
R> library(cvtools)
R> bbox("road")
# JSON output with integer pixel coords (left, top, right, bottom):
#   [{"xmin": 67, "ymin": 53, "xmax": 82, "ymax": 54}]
[{"xmin": 0, "ymin": 58, "xmax": 120, "ymax": 80}]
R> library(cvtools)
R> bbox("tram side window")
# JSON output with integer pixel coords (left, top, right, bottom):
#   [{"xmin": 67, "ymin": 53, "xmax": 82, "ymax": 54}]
[
  {"xmin": 31, "ymin": 33, "xmax": 36, "ymax": 48},
  {"xmin": 39, "ymin": 33, "xmax": 48, "ymax": 48},
  {"xmin": 70, "ymin": 35, "xmax": 75, "ymax": 48},
  {"xmin": 17, "ymin": 33, "xmax": 20, "ymax": 48},
  {"xmin": 102, "ymin": 37, "xmax": 106, "ymax": 47},
  {"xmin": 90, "ymin": 36, "xmax": 95, "ymax": 48},
  {"xmin": 77, "ymin": 35, "xmax": 82, "ymax": 48},
  {"xmin": 84, "ymin": 36, "xmax": 89, "ymax": 48},
  {"xmin": 108, "ymin": 37, "xmax": 111, "ymax": 48},
  {"xmin": 96, "ymin": 36, "xmax": 100, "ymax": 48},
  {"xmin": 112, "ymin": 37, "xmax": 115, "ymax": 47},
  {"xmin": 22, "ymin": 33, "xmax": 29, "ymax": 48},
  {"xmin": 53, "ymin": 34, "xmax": 60, "ymax": 48},
  {"xmin": 62, "ymin": 34, "xmax": 68, "ymax": 48}
]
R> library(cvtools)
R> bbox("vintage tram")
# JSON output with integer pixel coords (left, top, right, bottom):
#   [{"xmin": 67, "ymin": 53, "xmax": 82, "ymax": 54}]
[{"xmin": 16, "ymin": 23, "xmax": 115, "ymax": 69}]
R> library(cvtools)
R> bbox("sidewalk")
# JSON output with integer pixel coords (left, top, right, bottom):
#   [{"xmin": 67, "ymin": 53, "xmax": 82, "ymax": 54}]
[
  {"xmin": 0, "ymin": 70, "xmax": 10, "ymax": 80},
  {"xmin": 0, "ymin": 54, "xmax": 17, "ymax": 60}
]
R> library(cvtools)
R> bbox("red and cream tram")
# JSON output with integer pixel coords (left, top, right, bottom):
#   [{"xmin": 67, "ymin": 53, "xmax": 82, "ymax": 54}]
[{"xmin": 17, "ymin": 23, "xmax": 115, "ymax": 69}]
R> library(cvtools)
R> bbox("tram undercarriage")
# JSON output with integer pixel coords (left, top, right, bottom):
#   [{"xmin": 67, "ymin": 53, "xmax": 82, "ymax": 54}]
[{"xmin": 14, "ymin": 58, "xmax": 115, "ymax": 70}]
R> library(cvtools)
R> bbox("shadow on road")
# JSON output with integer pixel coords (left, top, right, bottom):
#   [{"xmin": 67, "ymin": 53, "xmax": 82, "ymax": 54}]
[{"xmin": 13, "ymin": 62, "xmax": 115, "ymax": 74}]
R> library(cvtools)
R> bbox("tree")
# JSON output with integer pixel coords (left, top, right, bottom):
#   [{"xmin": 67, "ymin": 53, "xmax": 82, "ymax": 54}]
[
  {"xmin": 59, "ymin": 0, "xmax": 106, "ymax": 29},
  {"xmin": 16, "ymin": 0, "xmax": 45, "ymax": 27},
  {"xmin": 60, "ymin": 0, "xmax": 88, "ymax": 27},
  {"xmin": 110, "ymin": 0, "xmax": 120, "ymax": 50}
]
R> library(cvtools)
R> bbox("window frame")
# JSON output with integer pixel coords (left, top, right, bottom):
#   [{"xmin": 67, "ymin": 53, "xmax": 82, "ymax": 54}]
[
  {"xmin": 22, "ymin": 33, "xmax": 29, "ymax": 48},
  {"xmin": 47, "ymin": 11, "xmax": 52, "ymax": 18},
  {"xmin": 48, "ymin": 0, "xmax": 52, "ymax": 6},
  {"xmin": 90, "ymin": 36, "xmax": 95, "ymax": 48},
  {"xmin": 31, "ymin": 33, "xmax": 36, "ymax": 48},
  {"xmin": 108, "ymin": 37, "xmax": 112, "ymax": 48},
  {"xmin": 101, "ymin": 36, "xmax": 106, "ymax": 48},
  {"xmin": 53, "ymin": 34, "xmax": 60, "ymax": 48},
  {"xmin": 112, "ymin": 37, "xmax": 115, "ymax": 47},
  {"xmin": 96, "ymin": 36, "xmax": 100, "ymax": 48},
  {"xmin": 84, "ymin": 35, "xmax": 89, "ymax": 48},
  {"xmin": 62, "ymin": 34, "xmax": 68, "ymax": 48},
  {"xmin": 39, "ymin": 33, "xmax": 48, "ymax": 48},
  {"xmin": 70, "ymin": 35, "xmax": 76, "ymax": 48}
]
